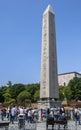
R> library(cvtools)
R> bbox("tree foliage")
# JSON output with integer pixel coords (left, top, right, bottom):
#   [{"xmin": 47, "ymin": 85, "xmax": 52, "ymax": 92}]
[
  {"xmin": 7, "ymin": 81, "xmax": 12, "ymax": 87},
  {"xmin": 0, "ymin": 83, "xmax": 40, "ymax": 104},
  {"xmin": 68, "ymin": 77, "xmax": 81, "ymax": 100},
  {"xmin": 59, "ymin": 85, "xmax": 71, "ymax": 101},
  {"xmin": 25, "ymin": 83, "xmax": 40, "ymax": 102},
  {"xmin": 0, "ymin": 87, "xmax": 5, "ymax": 102},
  {"xmin": 17, "ymin": 90, "xmax": 31, "ymax": 104},
  {"xmin": 10, "ymin": 83, "xmax": 25, "ymax": 102},
  {"xmin": 34, "ymin": 90, "xmax": 40, "ymax": 102},
  {"xmin": 1, "ymin": 77, "xmax": 81, "ymax": 105}
]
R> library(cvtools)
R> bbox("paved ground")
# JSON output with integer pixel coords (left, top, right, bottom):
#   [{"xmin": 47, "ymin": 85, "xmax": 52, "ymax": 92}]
[
  {"xmin": 0, "ymin": 119, "xmax": 81, "ymax": 130},
  {"xmin": 9, "ymin": 120, "xmax": 81, "ymax": 130},
  {"xmin": 37, "ymin": 121, "xmax": 81, "ymax": 130}
]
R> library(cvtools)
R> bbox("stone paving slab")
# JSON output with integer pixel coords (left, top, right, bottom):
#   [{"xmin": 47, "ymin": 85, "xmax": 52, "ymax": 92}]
[
  {"xmin": 37, "ymin": 121, "xmax": 81, "ymax": 130},
  {"xmin": 0, "ymin": 119, "xmax": 81, "ymax": 130},
  {"xmin": 8, "ymin": 120, "xmax": 81, "ymax": 130}
]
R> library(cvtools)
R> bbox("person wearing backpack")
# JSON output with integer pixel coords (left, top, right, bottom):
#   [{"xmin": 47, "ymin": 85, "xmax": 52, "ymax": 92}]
[{"xmin": 74, "ymin": 107, "xmax": 80, "ymax": 125}]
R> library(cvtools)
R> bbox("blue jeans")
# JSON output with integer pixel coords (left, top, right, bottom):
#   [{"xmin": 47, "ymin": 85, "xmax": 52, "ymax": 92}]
[
  {"xmin": 75, "ymin": 117, "xmax": 80, "ymax": 125},
  {"xmin": 1, "ymin": 113, "xmax": 4, "ymax": 120}
]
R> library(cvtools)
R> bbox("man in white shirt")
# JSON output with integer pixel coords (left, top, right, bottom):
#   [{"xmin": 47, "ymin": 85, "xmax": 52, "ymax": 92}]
[{"xmin": 11, "ymin": 105, "xmax": 16, "ymax": 124}]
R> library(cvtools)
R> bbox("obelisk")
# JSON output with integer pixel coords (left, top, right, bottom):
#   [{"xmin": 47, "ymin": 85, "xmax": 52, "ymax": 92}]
[{"xmin": 40, "ymin": 5, "xmax": 59, "ymax": 100}]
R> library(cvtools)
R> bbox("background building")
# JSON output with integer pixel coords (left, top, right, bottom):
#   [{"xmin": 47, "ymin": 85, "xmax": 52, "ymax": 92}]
[{"xmin": 58, "ymin": 72, "xmax": 81, "ymax": 86}]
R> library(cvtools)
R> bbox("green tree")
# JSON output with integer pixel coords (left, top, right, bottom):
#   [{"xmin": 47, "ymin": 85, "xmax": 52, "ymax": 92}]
[
  {"xmin": 26, "ymin": 83, "xmax": 40, "ymax": 102},
  {"xmin": 0, "ymin": 86, "xmax": 8, "ymax": 103},
  {"xmin": 17, "ymin": 90, "xmax": 31, "ymax": 104},
  {"xmin": 68, "ymin": 77, "xmax": 81, "ymax": 100},
  {"xmin": 7, "ymin": 81, "xmax": 12, "ymax": 87},
  {"xmin": 0, "ymin": 87, "xmax": 5, "ymax": 102},
  {"xmin": 3, "ymin": 93, "xmax": 11, "ymax": 102},
  {"xmin": 59, "ymin": 86, "xmax": 65, "ymax": 101},
  {"xmin": 3, "ymin": 92, "xmax": 15, "ymax": 104},
  {"xmin": 59, "ymin": 85, "xmax": 71, "ymax": 101},
  {"xmin": 64, "ymin": 86, "xmax": 71, "ymax": 101},
  {"xmin": 34, "ymin": 90, "xmax": 40, "ymax": 102},
  {"xmin": 10, "ymin": 83, "xmax": 25, "ymax": 103},
  {"xmin": 0, "ymin": 82, "xmax": 40, "ymax": 104}
]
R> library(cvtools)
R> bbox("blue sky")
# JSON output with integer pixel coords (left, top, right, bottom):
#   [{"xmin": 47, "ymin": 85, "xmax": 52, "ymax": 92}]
[{"xmin": 0, "ymin": 0, "xmax": 81, "ymax": 86}]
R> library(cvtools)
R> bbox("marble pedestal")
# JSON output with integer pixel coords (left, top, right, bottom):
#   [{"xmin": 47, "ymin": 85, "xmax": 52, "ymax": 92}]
[{"xmin": 38, "ymin": 99, "xmax": 61, "ymax": 121}]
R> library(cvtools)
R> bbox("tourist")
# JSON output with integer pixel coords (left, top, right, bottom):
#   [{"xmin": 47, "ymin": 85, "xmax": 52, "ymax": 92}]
[
  {"xmin": 11, "ymin": 105, "xmax": 16, "ymax": 124},
  {"xmin": 46, "ymin": 108, "xmax": 50, "ymax": 119},
  {"xmin": 58, "ymin": 113, "xmax": 67, "ymax": 121},
  {"xmin": 18, "ymin": 106, "xmax": 25, "ymax": 129},
  {"xmin": 1, "ymin": 106, "xmax": 6, "ymax": 121},
  {"xmin": 53, "ymin": 107, "xmax": 59, "ymax": 120},
  {"xmin": 7, "ymin": 106, "xmax": 11, "ymax": 121},
  {"xmin": 74, "ymin": 107, "xmax": 80, "ymax": 125},
  {"xmin": 27, "ymin": 108, "xmax": 32, "ymax": 123},
  {"xmin": 60, "ymin": 107, "xmax": 65, "ymax": 115}
]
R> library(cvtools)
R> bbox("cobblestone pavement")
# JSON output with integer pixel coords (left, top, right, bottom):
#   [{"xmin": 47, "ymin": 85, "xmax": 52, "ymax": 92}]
[
  {"xmin": 8, "ymin": 120, "xmax": 81, "ymax": 130},
  {"xmin": 37, "ymin": 120, "xmax": 81, "ymax": 130},
  {"xmin": 1, "ymin": 119, "xmax": 81, "ymax": 130}
]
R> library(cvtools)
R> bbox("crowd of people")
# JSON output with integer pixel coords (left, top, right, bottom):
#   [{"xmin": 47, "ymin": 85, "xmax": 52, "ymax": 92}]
[
  {"xmin": 73, "ymin": 107, "xmax": 81, "ymax": 125},
  {"xmin": 0, "ymin": 105, "xmax": 38, "ymax": 124},
  {"xmin": 46, "ymin": 107, "xmax": 66, "ymax": 120},
  {"xmin": 0, "ymin": 105, "xmax": 81, "ymax": 126},
  {"xmin": 46, "ymin": 106, "xmax": 81, "ymax": 125}
]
